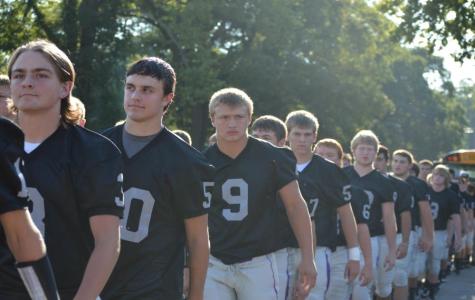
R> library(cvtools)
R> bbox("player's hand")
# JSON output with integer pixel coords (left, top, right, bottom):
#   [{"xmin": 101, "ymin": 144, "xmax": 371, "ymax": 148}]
[
  {"xmin": 418, "ymin": 235, "xmax": 432, "ymax": 252},
  {"xmin": 294, "ymin": 258, "xmax": 317, "ymax": 299},
  {"xmin": 345, "ymin": 260, "xmax": 360, "ymax": 283},
  {"xmin": 358, "ymin": 263, "xmax": 372, "ymax": 286},
  {"xmin": 396, "ymin": 242, "xmax": 408, "ymax": 259},
  {"xmin": 182, "ymin": 267, "xmax": 190, "ymax": 299},
  {"xmin": 384, "ymin": 251, "xmax": 396, "ymax": 271}
]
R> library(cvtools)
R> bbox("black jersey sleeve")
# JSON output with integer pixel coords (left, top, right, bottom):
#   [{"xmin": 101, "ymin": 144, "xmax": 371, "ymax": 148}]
[
  {"xmin": 0, "ymin": 118, "xmax": 28, "ymax": 214},
  {"xmin": 272, "ymin": 146, "xmax": 298, "ymax": 191},
  {"xmin": 169, "ymin": 157, "xmax": 215, "ymax": 219},
  {"xmin": 75, "ymin": 155, "xmax": 124, "ymax": 217},
  {"xmin": 396, "ymin": 181, "xmax": 412, "ymax": 214},
  {"xmin": 72, "ymin": 129, "xmax": 124, "ymax": 218},
  {"xmin": 380, "ymin": 175, "xmax": 398, "ymax": 204},
  {"xmin": 322, "ymin": 163, "xmax": 352, "ymax": 208},
  {"xmin": 449, "ymin": 192, "xmax": 462, "ymax": 216}
]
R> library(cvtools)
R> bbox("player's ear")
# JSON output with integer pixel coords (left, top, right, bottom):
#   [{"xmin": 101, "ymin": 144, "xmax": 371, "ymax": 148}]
[
  {"xmin": 210, "ymin": 114, "xmax": 216, "ymax": 128},
  {"xmin": 59, "ymin": 81, "xmax": 73, "ymax": 100}
]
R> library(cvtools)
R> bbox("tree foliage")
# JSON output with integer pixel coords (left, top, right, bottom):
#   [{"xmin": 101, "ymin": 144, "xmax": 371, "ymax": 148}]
[
  {"xmin": 378, "ymin": 0, "xmax": 475, "ymax": 62},
  {"xmin": 0, "ymin": 0, "xmax": 468, "ymax": 158}
]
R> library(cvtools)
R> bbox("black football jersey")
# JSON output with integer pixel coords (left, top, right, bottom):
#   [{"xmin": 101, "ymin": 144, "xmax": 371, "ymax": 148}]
[
  {"xmin": 102, "ymin": 125, "xmax": 213, "ymax": 300},
  {"xmin": 0, "ymin": 124, "xmax": 124, "ymax": 300},
  {"xmin": 296, "ymin": 155, "xmax": 351, "ymax": 249},
  {"xmin": 272, "ymin": 147, "xmax": 297, "ymax": 251},
  {"xmin": 405, "ymin": 176, "xmax": 430, "ymax": 228},
  {"xmin": 388, "ymin": 175, "xmax": 412, "ymax": 234},
  {"xmin": 428, "ymin": 187, "xmax": 460, "ymax": 230},
  {"xmin": 334, "ymin": 185, "xmax": 370, "ymax": 247},
  {"xmin": 343, "ymin": 167, "xmax": 396, "ymax": 237},
  {"xmin": 204, "ymin": 137, "xmax": 296, "ymax": 264},
  {"xmin": 0, "ymin": 118, "xmax": 28, "ymax": 215}
]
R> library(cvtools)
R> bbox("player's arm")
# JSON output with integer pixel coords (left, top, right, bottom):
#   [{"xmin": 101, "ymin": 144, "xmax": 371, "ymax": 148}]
[
  {"xmin": 279, "ymin": 180, "xmax": 317, "ymax": 297},
  {"xmin": 184, "ymin": 214, "xmax": 209, "ymax": 300},
  {"xmin": 418, "ymin": 200, "xmax": 434, "ymax": 252},
  {"xmin": 74, "ymin": 215, "xmax": 120, "ymax": 300},
  {"xmin": 397, "ymin": 211, "xmax": 411, "ymax": 259},
  {"xmin": 357, "ymin": 223, "xmax": 372, "ymax": 286},
  {"xmin": 382, "ymin": 202, "xmax": 397, "ymax": 270},
  {"xmin": 1, "ymin": 209, "xmax": 59, "ymax": 300},
  {"xmin": 337, "ymin": 203, "xmax": 359, "ymax": 282}
]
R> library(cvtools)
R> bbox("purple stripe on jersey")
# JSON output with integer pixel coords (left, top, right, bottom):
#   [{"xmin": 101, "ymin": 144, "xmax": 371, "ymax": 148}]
[
  {"xmin": 285, "ymin": 250, "xmax": 291, "ymax": 300},
  {"xmin": 266, "ymin": 255, "xmax": 279, "ymax": 300},
  {"xmin": 324, "ymin": 251, "xmax": 331, "ymax": 297}
]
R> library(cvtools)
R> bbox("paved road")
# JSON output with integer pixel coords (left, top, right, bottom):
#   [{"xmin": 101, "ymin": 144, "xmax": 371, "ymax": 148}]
[{"xmin": 438, "ymin": 266, "xmax": 475, "ymax": 300}]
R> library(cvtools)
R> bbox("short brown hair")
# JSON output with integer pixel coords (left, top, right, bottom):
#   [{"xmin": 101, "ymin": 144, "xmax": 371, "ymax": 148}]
[
  {"xmin": 8, "ymin": 40, "xmax": 76, "ymax": 124},
  {"xmin": 251, "ymin": 115, "xmax": 287, "ymax": 141},
  {"xmin": 315, "ymin": 138, "xmax": 344, "ymax": 160},
  {"xmin": 350, "ymin": 130, "xmax": 379, "ymax": 153},
  {"xmin": 209, "ymin": 87, "xmax": 253, "ymax": 117},
  {"xmin": 419, "ymin": 159, "xmax": 433, "ymax": 167},
  {"xmin": 428, "ymin": 164, "xmax": 451, "ymax": 188},
  {"xmin": 393, "ymin": 149, "xmax": 414, "ymax": 164},
  {"xmin": 285, "ymin": 110, "xmax": 319, "ymax": 133}
]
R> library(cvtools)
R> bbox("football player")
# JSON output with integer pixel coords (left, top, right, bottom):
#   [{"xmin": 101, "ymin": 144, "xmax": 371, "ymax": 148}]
[
  {"xmin": 102, "ymin": 57, "xmax": 213, "ymax": 300},
  {"xmin": 0, "ymin": 117, "xmax": 59, "ymax": 299},
  {"xmin": 203, "ymin": 88, "xmax": 316, "ymax": 300},
  {"xmin": 374, "ymin": 146, "xmax": 412, "ymax": 300},
  {"xmin": 426, "ymin": 165, "xmax": 461, "ymax": 299},
  {"xmin": 391, "ymin": 149, "xmax": 433, "ymax": 300},
  {"xmin": 284, "ymin": 111, "xmax": 359, "ymax": 300},
  {"xmin": 251, "ymin": 115, "xmax": 300, "ymax": 300},
  {"xmin": 344, "ymin": 130, "xmax": 397, "ymax": 300},
  {"xmin": 314, "ymin": 138, "xmax": 373, "ymax": 299},
  {"xmin": 2, "ymin": 40, "xmax": 123, "ymax": 299}
]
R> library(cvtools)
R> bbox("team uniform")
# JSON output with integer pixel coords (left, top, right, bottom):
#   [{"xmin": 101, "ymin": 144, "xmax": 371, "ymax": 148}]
[
  {"xmin": 0, "ymin": 118, "xmax": 28, "ymax": 215},
  {"xmin": 388, "ymin": 175, "xmax": 413, "ymax": 288},
  {"xmin": 292, "ymin": 155, "xmax": 352, "ymax": 300},
  {"xmin": 344, "ymin": 166, "xmax": 396, "ymax": 299},
  {"xmin": 427, "ymin": 187, "xmax": 460, "ymax": 277},
  {"xmin": 329, "ymin": 185, "xmax": 370, "ymax": 300},
  {"xmin": 405, "ymin": 176, "xmax": 430, "ymax": 279},
  {"xmin": 102, "ymin": 125, "xmax": 213, "ymax": 300},
  {"xmin": 203, "ymin": 137, "xmax": 296, "ymax": 300},
  {"xmin": 271, "ymin": 147, "xmax": 300, "ymax": 300},
  {"xmin": 0, "ymin": 118, "xmax": 59, "ymax": 300},
  {"xmin": 0, "ymin": 124, "xmax": 124, "ymax": 300}
]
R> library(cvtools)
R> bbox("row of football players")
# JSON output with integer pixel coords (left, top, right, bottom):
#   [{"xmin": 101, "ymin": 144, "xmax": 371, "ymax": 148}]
[
  {"xmin": 247, "ymin": 116, "xmax": 474, "ymax": 300},
  {"xmin": 0, "ymin": 38, "xmax": 471, "ymax": 300}
]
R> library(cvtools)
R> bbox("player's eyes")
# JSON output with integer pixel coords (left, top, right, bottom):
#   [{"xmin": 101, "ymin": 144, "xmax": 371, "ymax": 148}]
[
  {"xmin": 12, "ymin": 73, "xmax": 24, "ymax": 79},
  {"xmin": 37, "ymin": 73, "xmax": 49, "ymax": 79}
]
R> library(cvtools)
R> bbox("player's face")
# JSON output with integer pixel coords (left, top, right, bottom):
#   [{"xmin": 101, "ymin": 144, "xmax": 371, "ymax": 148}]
[
  {"xmin": 124, "ymin": 74, "xmax": 173, "ymax": 123},
  {"xmin": 315, "ymin": 145, "xmax": 340, "ymax": 166},
  {"xmin": 288, "ymin": 126, "xmax": 316, "ymax": 156},
  {"xmin": 10, "ymin": 51, "xmax": 70, "ymax": 114},
  {"xmin": 353, "ymin": 143, "xmax": 377, "ymax": 167},
  {"xmin": 419, "ymin": 164, "xmax": 433, "ymax": 181},
  {"xmin": 252, "ymin": 128, "xmax": 281, "ymax": 146},
  {"xmin": 0, "ymin": 85, "xmax": 12, "ymax": 117},
  {"xmin": 391, "ymin": 155, "xmax": 411, "ymax": 177},
  {"xmin": 374, "ymin": 153, "xmax": 388, "ymax": 172},
  {"xmin": 430, "ymin": 172, "xmax": 446, "ymax": 188},
  {"xmin": 211, "ymin": 104, "xmax": 251, "ymax": 143}
]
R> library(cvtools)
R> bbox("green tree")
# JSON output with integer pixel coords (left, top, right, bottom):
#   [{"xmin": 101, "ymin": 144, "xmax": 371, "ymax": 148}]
[{"xmin": 378, "ymin": 0, "xmax": 475, "ymax": 61}]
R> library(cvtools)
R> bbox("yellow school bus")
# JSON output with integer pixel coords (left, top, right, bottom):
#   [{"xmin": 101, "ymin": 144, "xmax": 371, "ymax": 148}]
[{"xmin": 442, "ymin": 149, "xmax": 475, "ymax": 179}]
